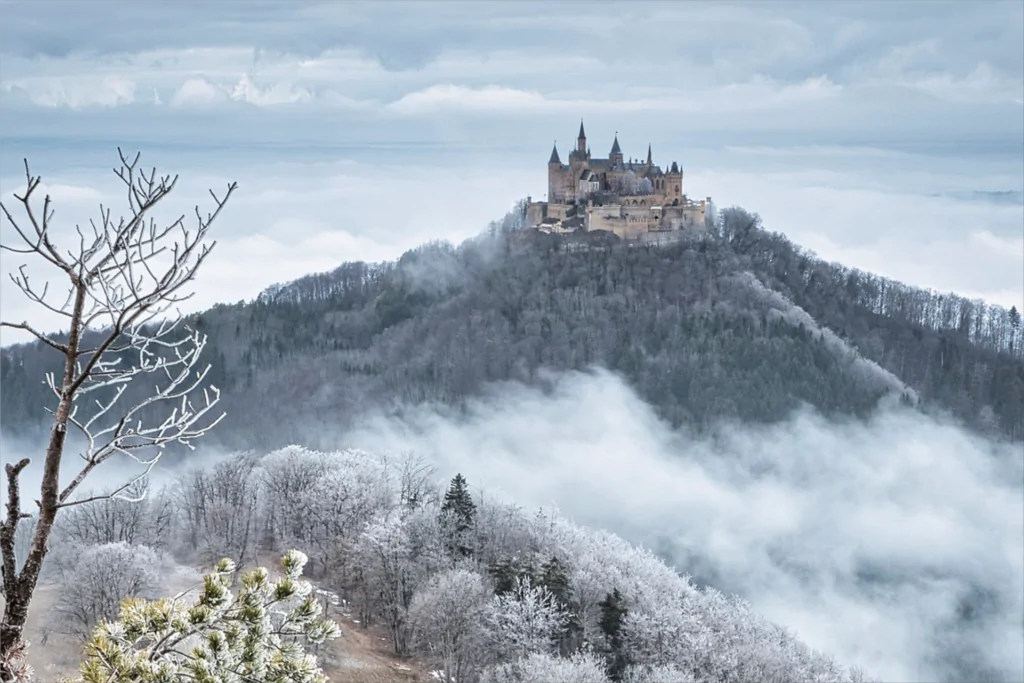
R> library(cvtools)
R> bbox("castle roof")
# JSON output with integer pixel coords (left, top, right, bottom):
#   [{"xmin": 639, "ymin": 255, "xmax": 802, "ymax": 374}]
[
  {"xmin": 578, "ymin": 120, "xmax": 586, "ymax": 140},
  {"xmin": 549, "ymin": 142, "xmax": 561, "ymax": 164},
  {"xmin": 610, "ymin": 135, "xmax": 621, "ymax": 155}
]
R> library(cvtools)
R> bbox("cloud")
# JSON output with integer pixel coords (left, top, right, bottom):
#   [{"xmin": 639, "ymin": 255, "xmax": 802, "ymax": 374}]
[
  {"xmin": 3, "ymin": 76, "xmax": 136, "ymax": 110},
  {"xmin": 384, "ymin": 76, "xmax": 843, "ymax": 117},
  {"xmin": 339, "ymin": 368, "xmax": 1024, "ymax": 682},
  {"xmin": 170, "ymin": 77, "xmax": 224, "ymax": 107},
  {"xmin": 386, "ymin": 84, "xmax": 550, "ymax": 115}
]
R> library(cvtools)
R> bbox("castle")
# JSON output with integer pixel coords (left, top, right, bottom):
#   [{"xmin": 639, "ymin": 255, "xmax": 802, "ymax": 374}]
[{"xmin": 525, "ymin": 121, "xmax": 711, "ymax": 240}]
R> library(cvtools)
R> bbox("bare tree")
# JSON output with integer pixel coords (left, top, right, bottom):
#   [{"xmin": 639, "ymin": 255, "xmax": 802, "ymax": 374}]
[{"xmin": 0, "ymin": 150, "xmax": 235, "ymax": 676}]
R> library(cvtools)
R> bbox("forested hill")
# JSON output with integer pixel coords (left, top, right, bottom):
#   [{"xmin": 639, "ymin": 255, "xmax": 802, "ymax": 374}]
[{"xmin": 3, "ymin": 206, "xmax": 1022, "ymax": 448}]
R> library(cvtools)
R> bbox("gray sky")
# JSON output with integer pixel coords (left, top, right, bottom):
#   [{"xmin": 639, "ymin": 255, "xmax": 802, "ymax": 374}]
[{"xmin": 1, "ymin": 0, "xmax": 1022, "ymax": 342}]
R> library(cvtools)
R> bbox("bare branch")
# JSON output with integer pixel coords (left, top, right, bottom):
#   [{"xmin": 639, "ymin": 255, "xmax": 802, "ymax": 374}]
[
  {"xmin": 0, "ymin": 322, "xmax": 69, "ymax": 353},
  {"xmin": 0, "ymin": 150, "xmax": 236, "ymax": 668}
]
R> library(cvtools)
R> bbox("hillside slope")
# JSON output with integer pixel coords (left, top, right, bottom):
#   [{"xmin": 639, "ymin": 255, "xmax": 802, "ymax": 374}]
[{"xmin": 2, "ymin": 206, "xmax": 1021, "ymax": 448}]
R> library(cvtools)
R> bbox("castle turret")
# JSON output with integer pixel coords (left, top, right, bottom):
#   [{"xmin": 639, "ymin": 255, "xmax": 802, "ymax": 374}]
[
  {"xmin": 549, "ymin": 141, "xmax": 561, "ymax": 165},
  {"xmin": 577, "ymin": 120, "xmax": 587, "ymax": 155},
  {"xmin": 610, "ymin": 134, "xmax": 623, "ymax": 166},
  {"xmin": 548, "ymin": 141, "xmax": 564, "ymax": 203}
]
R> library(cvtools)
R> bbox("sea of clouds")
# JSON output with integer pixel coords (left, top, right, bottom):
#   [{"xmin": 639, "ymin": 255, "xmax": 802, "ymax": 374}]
[
  {"xmin": 338, "ymin": 369, "xmax": 1024, "ymax": 683},
  {"xmin": 4, "ymin": 364, "xmax": 1021, "ymax": 682}
]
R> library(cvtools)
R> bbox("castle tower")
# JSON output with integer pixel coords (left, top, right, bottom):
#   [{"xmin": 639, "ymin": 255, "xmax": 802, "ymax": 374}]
[
  {"xmin": 577, "ymin": 120, "xmax": 587, "ymax": 155},
  {"xmin": 610, "ymin": 133, "xmax": 623, "ymax": 166},
  {"xmin": 548, "ymin": 141, "xmax": 562, "ymax": 202},
  {"xmin": 666, "ymin": 161, "xmax": 683, "ymax": 203}
]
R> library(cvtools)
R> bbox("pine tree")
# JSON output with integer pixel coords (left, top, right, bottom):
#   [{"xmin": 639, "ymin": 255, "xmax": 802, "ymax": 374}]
[
  {"xmin": 440, "ymin": 473, "xmax": 476, "ymax": 558},
  {"xmin": 64, "ymin": 550, "xmax": 340, "ymax": 683},
  {"xmin": 598, "ymin": 588, "xmax": 630, "ymax": 681},
  {"xmin": 488, "ymin": 556, "xmax": 536, "ymax": 596},
  {"xmin": 441, "ymin": 473, "xmax": 476, "ymax": 532},
  {"xmin": 539, "ymin": 555, "xmax": 583, "ymax": 655}
]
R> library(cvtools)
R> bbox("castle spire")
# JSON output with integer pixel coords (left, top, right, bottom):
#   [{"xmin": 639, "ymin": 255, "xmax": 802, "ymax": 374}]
[
  {"xmin": 577, "ymin": 119, "xmax": 586, "ymax": 154},
  {"xmin": 610, "ymin": 133, "xmax": 621, "ymax": 156},
  {"xmin": 578, "ymin": 119, "xmax": 586, "ymax": 140},
  {"xmin": 549, "ymin": 141, "xmax": 561, "ymax": 165},
  {"xmin": 646, "ymin": 143, "xmax": 652, "ymax": 166}
]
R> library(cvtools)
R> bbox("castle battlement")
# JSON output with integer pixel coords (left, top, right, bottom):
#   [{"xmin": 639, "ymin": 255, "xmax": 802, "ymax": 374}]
[{"xmin": 525, "ymin": 121, "xmax": 712, "ymax": 239}]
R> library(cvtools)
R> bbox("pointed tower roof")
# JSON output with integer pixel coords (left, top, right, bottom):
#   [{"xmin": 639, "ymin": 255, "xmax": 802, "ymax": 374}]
[
  {"xmin": 610, "ymin": 134, "xmax": 621, "ymax": 155},
  {"xmin": 646, "ymin": 144, "xmax": 652, "ymax": 165},
  {"xmin": 578, "ymin": 120, "xmax": 586, "ymax": 140},
  {"xmin": 549, "ymin": 141, "xmax": 561, "ymax": 164}
]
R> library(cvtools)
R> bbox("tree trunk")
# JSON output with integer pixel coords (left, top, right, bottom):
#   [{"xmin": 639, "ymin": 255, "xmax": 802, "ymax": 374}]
[{"xmin": 0, "ymin": 285, "xmax": 84, "ymax": 680}]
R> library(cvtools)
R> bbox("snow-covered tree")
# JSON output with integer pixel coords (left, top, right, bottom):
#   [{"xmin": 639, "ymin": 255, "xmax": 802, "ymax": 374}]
[
  {"xmin": 353, "ymin": 511, "xmax": 419, "ymax": 654},
  {"xmin": 65, "ymin": 550, "xmax": 339, "ymax": 683},
  {"xmin": 486, "ymin": 576, "xmax": 566, "ymax": 661},
  {"xmin": 410, "ymin": 567, "xmax": 490, "ymax": 683},
  {"xmin": 622, "ymin": 663, "xmax": 695, "ymax": 683},
  {"xmin": 481, "ymin": 651, "xmax": 610, "ymax": 683},
  {"xmin": 51, "ymin": 478, "xmax": 174, "ymax": 550},
  {"xmin": 174, "ymin": 452, "xmax": 261, "ymax": 568},
  {"xmin": 45, "ymin": 542, "xmax": 166, "ymax": 640}
]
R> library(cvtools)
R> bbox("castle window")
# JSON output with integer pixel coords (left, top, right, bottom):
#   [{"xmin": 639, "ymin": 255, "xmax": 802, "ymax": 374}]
[{"xmin": 675, "ymin": 185, "xmax": 680, "ymax": 193}]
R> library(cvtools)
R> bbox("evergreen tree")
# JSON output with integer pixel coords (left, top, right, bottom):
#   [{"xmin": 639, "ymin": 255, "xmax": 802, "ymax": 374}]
[
  {"xmin": 599, "ymin": 588, "xmax": 631, "ymax": 681},
  {"xmin": 539, "ymin": 555, "xmax": 583, "ymax": 655},
  {"xmin": 66, "ymin": 551, "xmax": 339, "ymax": 683},
  {"xmin": 488, "ymin": 556, "xmax": 535, "ymax": 596},
  {"xmin": 440, "ymin": 473, "xmax": 477, "ymax": 558}
]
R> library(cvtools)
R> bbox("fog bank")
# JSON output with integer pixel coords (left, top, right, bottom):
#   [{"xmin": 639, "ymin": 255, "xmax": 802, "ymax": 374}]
[{"xmin": 340, "ymin": 369, "xmax": 1024, "ymax": 682}]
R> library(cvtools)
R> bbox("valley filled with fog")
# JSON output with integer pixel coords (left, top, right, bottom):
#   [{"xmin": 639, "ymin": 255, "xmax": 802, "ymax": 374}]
[
  {"xmin": 3, "ymin": 366, "xmax": 1020, "ymax": 681},
  {"xmin": 343, "ymin": 369, "xmax": 1024, "ymax": 682}
]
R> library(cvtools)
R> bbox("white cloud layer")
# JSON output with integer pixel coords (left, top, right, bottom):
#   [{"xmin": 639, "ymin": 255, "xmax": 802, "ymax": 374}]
[{"xmin": 338, "ymin": 369, "xmax": 1024, "ymax": 683}]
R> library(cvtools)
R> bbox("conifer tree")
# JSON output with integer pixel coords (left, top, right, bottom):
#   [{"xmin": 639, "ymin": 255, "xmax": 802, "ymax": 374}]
[
  {"xmin": 63, "ymin": 550, "xmax": 339, "ymax": 683},
  {"xmin": 539, "ymin": 555, "xmax": 582, "ymax": 655},
  {"xmin": 439, "ymin": 473, "xmax": 476, "ymax": 558},
  {"xmin": 599, "ymin": 588, "xmax": 631, "ymax": 681}
]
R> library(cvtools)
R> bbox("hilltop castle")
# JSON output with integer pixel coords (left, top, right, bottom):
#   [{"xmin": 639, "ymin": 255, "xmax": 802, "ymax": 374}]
[{"xmin": 525, "ymin": 121, "xmax": 711, "ymax": 239}]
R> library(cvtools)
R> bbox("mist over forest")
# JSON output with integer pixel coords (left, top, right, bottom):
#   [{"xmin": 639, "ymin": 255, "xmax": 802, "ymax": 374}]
[{"xmin": 2, "ymin": 206, "xmax": 1022, "ymax": 682}]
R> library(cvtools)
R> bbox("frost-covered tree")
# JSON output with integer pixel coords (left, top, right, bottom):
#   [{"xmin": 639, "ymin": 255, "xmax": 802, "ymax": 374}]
[
  {"xmin": 410, "ymin": 567, "xmax": 490, "ymax": 683},
  {"xmin": 51, "ymin": 478, "xmax": 173, "ymax": 550},
  {"xmin": 175, "ymin": 453, "xmax": 261, "ymax": 568},
  {"xmin": 481, "ymin": 651, "xmax": 610, "ymax": 683},
  {"xmin": 64, "ymin": 550, "xmax": 339, "ymax": 683},
  {"xmin": 0, "ymin": 151, "xmax": 234, "ymax": 674},
  {"xmin": 621, "ymin": 663, "xmax": 695, "ymax": 683},
  {"xmin": 45, "ymin": 542, "xmax": 166, "ymax": 640},
  {"xmin": 354, "ymin": 511, "xmax": 418, "ymax": 654},
  {"xmin": 485, "ymin": 576, "xmax": 566, "ymax": 662}
]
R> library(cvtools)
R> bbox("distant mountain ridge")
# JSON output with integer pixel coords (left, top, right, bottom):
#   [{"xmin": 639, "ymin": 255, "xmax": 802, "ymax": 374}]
[{"xmin": 2, "ymin": 205, "xmax": 1021, "ymax": 448}]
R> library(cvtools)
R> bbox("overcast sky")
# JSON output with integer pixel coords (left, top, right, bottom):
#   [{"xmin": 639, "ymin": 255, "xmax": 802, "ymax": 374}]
[{"xmin": 1, "ymin": 0, "xmax": 1022, "ymax": 343}]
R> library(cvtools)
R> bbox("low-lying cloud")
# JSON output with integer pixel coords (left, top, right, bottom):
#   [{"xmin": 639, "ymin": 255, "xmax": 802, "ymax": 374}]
[{"xmin": 337, "ymin": 369, "xmax": 1024, "ymax": 682}]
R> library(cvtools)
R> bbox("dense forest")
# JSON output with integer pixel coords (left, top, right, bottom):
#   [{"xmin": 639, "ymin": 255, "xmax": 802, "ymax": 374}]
[{"xmin": 2, "ymin": 204, "xmax": 1022, "ymax": 449}]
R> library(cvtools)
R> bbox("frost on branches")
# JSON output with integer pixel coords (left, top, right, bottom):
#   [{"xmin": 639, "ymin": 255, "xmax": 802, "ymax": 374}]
[{"xmin": 64, "ymin": 550, "xmax": 339, "ymax": 683}]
